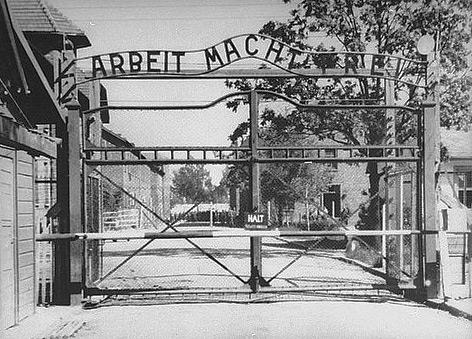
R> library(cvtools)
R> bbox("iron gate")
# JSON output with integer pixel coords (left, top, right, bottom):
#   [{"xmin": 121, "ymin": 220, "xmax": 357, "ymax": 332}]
[
  {"xmin": 43, "ymin": 33, "xmax": 441, "ymax": 300},
  {"xmin": 81, "ymin": 89, "xmax": 423, "ymax": 297}
]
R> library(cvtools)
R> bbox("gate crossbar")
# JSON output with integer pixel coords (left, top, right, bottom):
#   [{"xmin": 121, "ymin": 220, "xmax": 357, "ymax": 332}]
[
  {"xmin": 37, "ymin": 229, "xmax": 432, "ymax": 242},
  {"xmin": 91, "ymin": 168, "xmax": 247, "ymax": 284},
  {"xmin": 82, "ymin": 89, "xmax": 420, "ymax": 115}
]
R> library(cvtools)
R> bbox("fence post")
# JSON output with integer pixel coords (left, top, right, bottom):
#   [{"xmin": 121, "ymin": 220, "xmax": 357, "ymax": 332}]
[
  {"xmin": 248, "ymin": 90, "xmax": 265, "ymax": 292},
  {"xmin": 382, "ymin": 204, "xmax": 387, "ymax": 269},
  {"xmin": 468, "ymin": 232, "xmax": 472, "ymax": 298},
  {"xmin": 53, "ymin": 99, "xmax": 83, "ymax": 305},
  {"xmin": 422, "ymin": 50, "xmax": 440, "ymax": 299},
  {"xmin": 210, "ymin": 201, "xmax": 213, "ymax": 227},
  {"xmin": 67, "ymin": 99, "xmax": 83, "ymax": 304}
]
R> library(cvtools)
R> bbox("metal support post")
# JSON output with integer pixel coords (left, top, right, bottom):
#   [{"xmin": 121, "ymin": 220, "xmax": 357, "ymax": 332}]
[{"xmin": 248, "ymin": 90, "xmax": 267, "ymax": 292}]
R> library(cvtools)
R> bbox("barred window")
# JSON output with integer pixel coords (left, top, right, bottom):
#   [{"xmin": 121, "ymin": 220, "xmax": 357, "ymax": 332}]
[
  {"xmin": 457, "ymin": 172, "xmax": 472, "ymax": 208},
  {"xmin": 324, "ymin": 149, "xmax": 338, "ymax": 170}
]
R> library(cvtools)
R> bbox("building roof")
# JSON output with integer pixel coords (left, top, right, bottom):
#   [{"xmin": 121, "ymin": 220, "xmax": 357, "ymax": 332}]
[
  {"xmin": 102, "ymin": 127, "xmax": 165, "ymax": 176},
  {"xmin": 8, "ymin": 0, "xmax": 82, "ymax": 34},
  {"xmin": 0, "ymin": 0, "xmax": 65, "ymax": 125},
  {"xmin": 7, "ymin": 0, "xmax": 90, "ymax": 48},
  {"xmin": 440, "ymin": 128, "xmax": 472, "ymax": 159}
]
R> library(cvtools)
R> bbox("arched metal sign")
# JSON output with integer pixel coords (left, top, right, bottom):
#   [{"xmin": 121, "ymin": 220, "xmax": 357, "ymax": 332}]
[{"xmin": 57, "ymin": 33, "xmax": 427, "ymax": 104}]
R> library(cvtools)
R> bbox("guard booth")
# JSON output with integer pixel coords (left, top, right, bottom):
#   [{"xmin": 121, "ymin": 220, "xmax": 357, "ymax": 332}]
[{"xmin": 40, "ymin": 33, "xmax": 443, "ymax": 303}]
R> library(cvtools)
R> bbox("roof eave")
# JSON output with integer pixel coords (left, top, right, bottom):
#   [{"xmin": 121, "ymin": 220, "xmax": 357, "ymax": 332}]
[{"xmin": 13, "ymin": 23, "xmax": 66, "ymax": 124}]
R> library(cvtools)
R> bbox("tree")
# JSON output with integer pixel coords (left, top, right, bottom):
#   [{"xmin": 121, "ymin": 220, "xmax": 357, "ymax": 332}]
[
  {"xmin": 222, "ymin": 125, "xmax": 333, "ymax": 225},
  {"xmin": 171, "ymin": 165, "xmax": 214, "ymax": 204},
  {"xmin": 261, "ymin": 162, "xmax": 333, "ymax": 223},
  {"xmin": 226, "ymin": 0, "xmax": 472, "ymax": 232}
]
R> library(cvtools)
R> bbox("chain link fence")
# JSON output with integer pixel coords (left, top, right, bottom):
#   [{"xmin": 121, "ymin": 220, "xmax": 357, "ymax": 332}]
[
  {"xmin": 258, "ymin": 161, "xmax": 420, "ymax": 289},
  {"xmin": 84, "ymin": 162, "xmax": 253, "ymax": 292},
  {"xmin": 82, "ymin": 103, "xmax": 422, "ymax": 293},
  {"xmin": 83, "ymin": 158, "xmax": 421, "ymax": 293}
]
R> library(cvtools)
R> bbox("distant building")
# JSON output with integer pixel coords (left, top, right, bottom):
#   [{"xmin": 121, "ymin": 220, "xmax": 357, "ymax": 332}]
[
  {"xmin": 290, "ymin": 162, "xmax": 370, "ymax": 225},
  {"xmin": 439, "ymin": 128, "xmax": 472, "ymax": 210},
  {"xmin": 437, "ymin": 128, "xmax": 472, "ymax": 297},
  {"xmin": 99, "ymin": 127, "xmax": 171, "ymax": 230},
  {"xmin": 228, "ymin": 135, "xmax": 371, "ymax": 228}
]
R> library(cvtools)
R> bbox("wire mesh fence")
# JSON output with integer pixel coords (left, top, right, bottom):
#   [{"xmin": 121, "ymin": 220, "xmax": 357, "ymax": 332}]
[
  {"xmin": 257, "ymin": 160, "xmax": 421, "ymax": 287},
  {"xmin": 84, "ymin": 162, "xmax": 253, "ymax": 291},
  {"xmin": 82, "ymin": 101, "xmax": 422, "ymax": 293},
  {"xmin": 87, "ymin": 238, "xmax": 251, "ymax": 291},
  {"xmin": 83, "ymin": 156, "xmax": 422, "ymax": 293}
]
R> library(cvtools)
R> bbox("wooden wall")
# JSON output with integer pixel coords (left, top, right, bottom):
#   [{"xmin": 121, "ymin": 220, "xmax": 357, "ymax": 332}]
[
  {"xmin": 0, "ymin": 146, "xmax": 15, "ymax": 330},
  {"xmin": 0, "ymin": 146, "xmax": 36, "ymax": 330},
  {"xmin": 16, "ymin": 150, "xmax": 35, "ymax": 321}
]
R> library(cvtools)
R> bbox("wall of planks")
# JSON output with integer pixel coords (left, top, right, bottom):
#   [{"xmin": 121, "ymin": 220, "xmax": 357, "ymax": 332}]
[{"xmin": 0, "ymin": 146, "xmax": 36, "ymax": 330}]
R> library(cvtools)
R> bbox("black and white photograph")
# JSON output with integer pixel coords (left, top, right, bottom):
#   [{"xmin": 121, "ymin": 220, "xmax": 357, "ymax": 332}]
[{"xmin": 0, "ymin": 0, "xmax": 471, "ymax": 338}]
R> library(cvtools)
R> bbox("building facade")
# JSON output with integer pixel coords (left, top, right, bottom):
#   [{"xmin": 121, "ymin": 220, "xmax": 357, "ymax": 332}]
[{"xmin": 0, "ymin": 0, "xmax": 67, "ymax": 330}]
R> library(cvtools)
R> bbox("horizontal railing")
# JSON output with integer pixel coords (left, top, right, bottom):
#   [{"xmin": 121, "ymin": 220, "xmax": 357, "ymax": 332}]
[
  {"xmin": 83, "ymin": 145, "xmax": 420, "ymax": 165},
  {"xmin": 36, "ymin": 229, "xmax": 448, "ymax": 242}
]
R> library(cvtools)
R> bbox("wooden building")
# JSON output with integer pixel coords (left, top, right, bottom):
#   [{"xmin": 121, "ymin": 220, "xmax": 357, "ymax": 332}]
[
  {"xmin": 438, "ymin": 128, "xmax": 472, "ymax": 297},
  {"xmin": 99, "ymin": 127, "xmax": 170, "ymax": 230},
  {"xmin": 1, "ymin": 0, "xmax": 91, "ymax": 330},
  {"xmin": 0, "ymin": 0, "xmax": 60, "ymax": 330}
]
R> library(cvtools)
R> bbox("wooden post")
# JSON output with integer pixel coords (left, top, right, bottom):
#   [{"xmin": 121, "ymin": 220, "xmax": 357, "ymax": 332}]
[
  {"xmin": 248, "ymin": 90, "xmax": 264, "ymax": 292},
  {"xmin": 53, "ymin": 100, "xmax": 83, "ymax": 305},
  {"xmin": 67, "ymin": 100, "xmax": 83, "ymax": 304},
  {"xmin": 54, "ymin": 119, "xmax": 70, "ymax": 305},
  {"xmin": 422, "ymin": 51, "xmax": 440, "ymax": 299}
]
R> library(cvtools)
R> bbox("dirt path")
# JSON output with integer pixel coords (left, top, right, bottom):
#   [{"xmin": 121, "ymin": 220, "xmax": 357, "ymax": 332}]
[
  {"xmin": 92, "ymin": 236, "xmax": 384, "ymax": 291},
  {"xmin": 74, "ymin": 300, "xmax": 471, "ymax": 339}
]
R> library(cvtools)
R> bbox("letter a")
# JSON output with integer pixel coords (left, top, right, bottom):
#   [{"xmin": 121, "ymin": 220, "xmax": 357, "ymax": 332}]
[
  {"xmin": 92, "ymin": 56, "xmax": 107, "ymax": 78},
  {"xmin": 224, "ymin": 39, "xmax": 241, "ymax": 63}
]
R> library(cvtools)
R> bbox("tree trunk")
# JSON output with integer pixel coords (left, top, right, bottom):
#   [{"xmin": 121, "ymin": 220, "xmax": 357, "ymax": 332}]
[{"xmin": 360, "ymin": 161, "xmax": 383, "ymax": 248}]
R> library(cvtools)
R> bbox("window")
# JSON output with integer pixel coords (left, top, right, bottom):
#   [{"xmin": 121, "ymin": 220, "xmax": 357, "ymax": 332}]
[
  {"xmin": 324, "ymin": 149, "xmax": 338, "ymax": 170},
  {"xmin": 457, "ymin": 172, "xmax": 472, "ymax": 208},
  {"xmin": 322, "ymin": 184, "xmax": 341, "ymax": 217}
]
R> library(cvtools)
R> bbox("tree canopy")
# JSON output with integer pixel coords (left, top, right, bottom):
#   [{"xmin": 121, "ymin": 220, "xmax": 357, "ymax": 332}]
[
  {"xmin": 171, "ymin": 165, "xmax": 214, "ymax": 204},
  {"xmin": 171, "ymin": 165, "xmax": 229, "ymax": 204},
  {"xmin": 225, "ymin": 0, "xmax": 472, "ymax": 231},
  {"xmin": 227, "ymin": 0, "xmax": 471, "ymax": 143}
]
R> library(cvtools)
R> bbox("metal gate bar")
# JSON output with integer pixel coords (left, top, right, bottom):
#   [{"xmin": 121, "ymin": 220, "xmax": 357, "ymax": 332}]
[
  {"xmin": 91, "ymin": 168, "xmax": 248, "ymax": 285},
  {"xmin": 266, "ymin": 239, "xmax": 323, "ymax": 284},
  {"xmin": 38, "ymin": 229, "xmax": 432, "ymax": 242}
]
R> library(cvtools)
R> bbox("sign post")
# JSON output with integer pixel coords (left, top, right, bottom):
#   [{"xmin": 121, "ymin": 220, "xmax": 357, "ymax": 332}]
[{"xmin": 248, "ymin": 90, "xmax": 269, "ymax": 292}]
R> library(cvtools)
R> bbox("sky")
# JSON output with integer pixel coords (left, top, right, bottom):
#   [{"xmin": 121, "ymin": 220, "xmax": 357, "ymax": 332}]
[{"xmin": 47, "ymin": 0, "xmax": 297, "ymax": 148}]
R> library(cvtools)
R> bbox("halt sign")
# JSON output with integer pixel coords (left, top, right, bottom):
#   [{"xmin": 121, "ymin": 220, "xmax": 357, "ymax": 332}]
[{"xmin": 245, "ymin": 213, "xmax": 268, "ymax": 230}]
